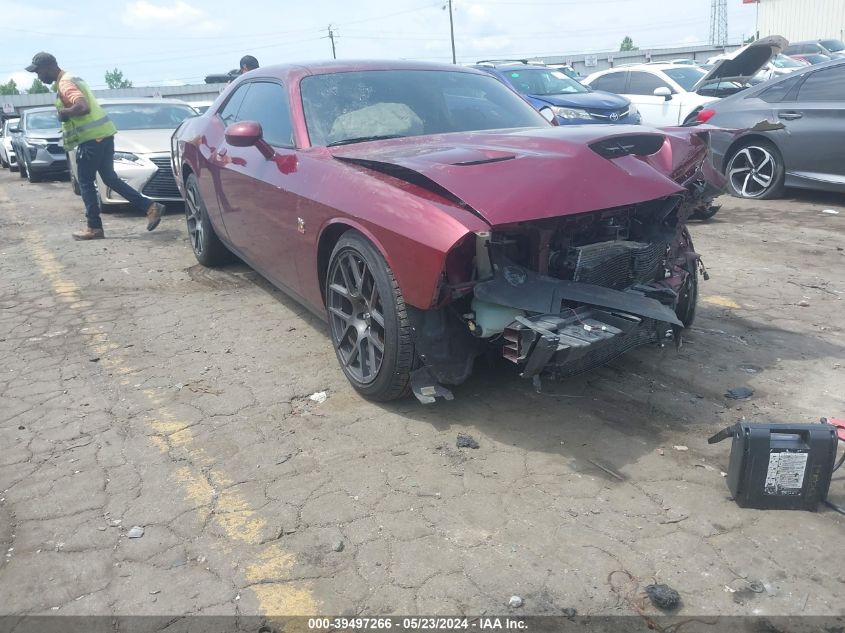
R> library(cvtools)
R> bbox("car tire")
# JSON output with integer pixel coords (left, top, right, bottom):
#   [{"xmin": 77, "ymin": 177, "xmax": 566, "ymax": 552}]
[
  {"xmin": 184, "ymin": 173, "xmax": 230, "ymax": 266},
  {"xmin": 725, "ymin": 140, "xmax": 785, "ymax": 200},
  {"xmin": 326, "ymin": 231, "xmax": 414, "ymax": 401},
  {"xmin": 18, "ymin": 158, "xmax": 27, "ymax": 179},
  {"xmin": 71, "ymin": 173, "xmax": 80, "ymax": 195},
  {"xmin": 675, "ymin": 265, "xmax": 698, "ymax": 329},
  {"xmin": 27, "ymin": 164, "xmax": 41, "ymax": 183}
]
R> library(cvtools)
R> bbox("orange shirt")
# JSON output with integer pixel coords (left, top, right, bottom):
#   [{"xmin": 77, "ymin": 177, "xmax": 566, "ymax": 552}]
[{"xmin": 56, "ymin": 71, "xmax": 85, "ymax": 108}]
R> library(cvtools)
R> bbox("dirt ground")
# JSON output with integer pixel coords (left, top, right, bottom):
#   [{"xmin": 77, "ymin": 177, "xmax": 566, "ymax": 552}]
[{"xmin": 1, "ymin": 167, "xmax": 844, "ymax": 624}]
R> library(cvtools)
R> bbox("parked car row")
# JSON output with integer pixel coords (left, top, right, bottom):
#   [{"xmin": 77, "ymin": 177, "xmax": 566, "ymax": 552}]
[{"xmin": 1, "ymin": 99, "xmax": 197, "ymax": 207}]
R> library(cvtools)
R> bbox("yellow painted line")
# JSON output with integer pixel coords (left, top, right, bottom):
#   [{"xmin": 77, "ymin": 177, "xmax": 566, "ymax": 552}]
[
  {"xmin": 701, "ymin": 295, "xmax": 741, "ymax": 310},
  {"xmin": 1, "ymin": 182, "xmax": 318, "ymax": 616}
]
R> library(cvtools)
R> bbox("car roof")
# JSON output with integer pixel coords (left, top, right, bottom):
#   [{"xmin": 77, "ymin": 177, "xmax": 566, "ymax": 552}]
[
  {"xmin": 22, "ymin": 106, "xmax": 57, "ymax": 115},
  {"xmin": 98, "ymin": 98, "xmax": 193, "ymax": 106},
  {"xmin": 241, "ymin": 59, "xmax": 488, "ymax": 83}
]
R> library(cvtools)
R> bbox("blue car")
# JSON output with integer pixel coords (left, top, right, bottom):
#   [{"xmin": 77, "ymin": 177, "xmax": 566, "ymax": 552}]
[{"xmin": 472, "ymin": 61, "xmax": 640, "ymax": 125}]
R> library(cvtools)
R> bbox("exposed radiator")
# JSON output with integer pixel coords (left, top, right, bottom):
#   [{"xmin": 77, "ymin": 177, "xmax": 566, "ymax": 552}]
[{"xmin": 572, "ymin": 240, "xmax": 665, "ymax": 289}]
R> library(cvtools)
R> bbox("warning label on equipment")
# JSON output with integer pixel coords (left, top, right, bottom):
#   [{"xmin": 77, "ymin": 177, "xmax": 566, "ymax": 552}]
[{"xmin": 764, "ymin": 451, "xmax": 808, "ymax": 496}]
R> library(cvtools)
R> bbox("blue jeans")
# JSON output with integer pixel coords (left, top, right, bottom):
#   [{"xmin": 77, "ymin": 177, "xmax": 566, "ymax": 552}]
[{"xmin": 76, "ymin": 136, "xmax": 151, "ymax": 229}]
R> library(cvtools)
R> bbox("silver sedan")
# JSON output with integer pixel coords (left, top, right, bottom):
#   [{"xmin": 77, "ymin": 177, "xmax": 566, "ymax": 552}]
[{"xmin": 67, "ymin": 99, "xmax": 197, "ymax": 207}]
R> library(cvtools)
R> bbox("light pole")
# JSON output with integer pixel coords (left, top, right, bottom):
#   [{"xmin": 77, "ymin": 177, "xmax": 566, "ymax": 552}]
[{"xmin": 445, "ymin": 0, "xmax": 456, "ymax": 64}]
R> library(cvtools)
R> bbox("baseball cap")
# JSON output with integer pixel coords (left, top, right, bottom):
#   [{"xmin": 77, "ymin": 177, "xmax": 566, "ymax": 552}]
[{"xmin": 26, "ymin": 52, "xmax": 57, "ymax": 72}]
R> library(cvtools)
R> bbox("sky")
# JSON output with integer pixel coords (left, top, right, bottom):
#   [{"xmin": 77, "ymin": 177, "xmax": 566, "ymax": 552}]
[{"xmin": 3, "ymin": 0, "xmax": 757, "ymax": 91}]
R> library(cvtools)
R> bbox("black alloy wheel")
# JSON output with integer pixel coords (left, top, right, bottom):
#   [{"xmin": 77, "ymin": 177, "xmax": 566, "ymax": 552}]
[
  {"xmin": 184, "ymin": 173, "xmax": 230, "ymax": 266},
  {"xmin": 725, "ymin": 140, "xmax": 785, "ymax": 199},
  {"xmin": 326, "ymin": 231, "xmax": 414, "ymax": 401}
]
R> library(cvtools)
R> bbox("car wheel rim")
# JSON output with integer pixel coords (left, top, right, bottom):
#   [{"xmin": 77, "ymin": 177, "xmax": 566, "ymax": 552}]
[
  {"xmin": 185, "ymin": 182, "xmax": 204, "ymax": 255},
  {"xmin": 728, "ymin": 146, "xmax": 776, "ymax": 198},
  {"xmin": 327, "ymin": 250, "xmax": 386, "ymax": 385}
]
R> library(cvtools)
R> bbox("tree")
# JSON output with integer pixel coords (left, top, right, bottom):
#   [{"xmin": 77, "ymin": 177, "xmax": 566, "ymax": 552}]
[
  {"xmin": 619, "ymin": 36, "xmax": 639, "ymax": 52},
  {"xmin": 28, "ymin": 78, "xmax": 50, "ymax": 94},
  {"xmin": 0, "ymin": 79, "xmax": 20, "ymax": 95},
  {"xmin": 744, "ymin": 35, "xmax": 757, "ymax": 43},
  {"xmin": 105, "ymin": 68, "xmax": 133, "ymax": 89}
]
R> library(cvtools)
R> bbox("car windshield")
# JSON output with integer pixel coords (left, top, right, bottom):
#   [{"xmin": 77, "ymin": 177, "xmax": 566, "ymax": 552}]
[
  {"xmin": 820, "ymin": 39, "xmax": 845, "ymax": 52},
  {"xmin": 502, "ymin": 68, "xmax": 588, "ymax": 95},
  {"xmin": 301, "ymin": 69, "xmax": 548, "ymax": 147},
  {"xmin": 26, "ymin": 111, "xmax": 59, "ymax": 130},
  {"xmin": 771, "ymin": 54, "xmax": 805, "ymax": 68},
  {"xmin": 102, "ymin": 103, "xmax": 197, "ymax": 130},
  {"xmin": 663, "ymin": 67, "xmax": 707, "ymax": 91}
]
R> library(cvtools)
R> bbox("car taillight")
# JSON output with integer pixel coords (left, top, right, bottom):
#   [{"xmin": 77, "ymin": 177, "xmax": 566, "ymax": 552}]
[{"xmin": 696, "ymin": 108, "xmax": 716, "ymax": 123}]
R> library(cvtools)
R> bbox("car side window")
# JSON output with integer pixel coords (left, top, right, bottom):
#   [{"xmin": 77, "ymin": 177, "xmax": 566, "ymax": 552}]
[
  {"xmin": 758, "ymin": 74, "xmax": 802, "ymax": 103},
  {"xmin": 590, "ymin": 72, "xmax": 627, "ymax": 94},
  {"xmin": 627, "ymin": 72, "xmax": 671, "ymax": 95},
  {"xmin": 234, "ymin": 81, "xmax": 294, "ymax": 148},
  {"xmin": 797, "ymin": 66, "xmax": 845, "ymax": 101},
  {"xmin": 218, "ymin": 84, "xmax": 250, "ymax": 127}
]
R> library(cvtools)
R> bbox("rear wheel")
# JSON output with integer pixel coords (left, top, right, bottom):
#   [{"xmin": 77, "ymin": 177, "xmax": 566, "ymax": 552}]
[
  {"xmin": 184, "ymin": 173, "xmax": 230, "ymax": 266},
  {"xmin": 725, "ymin": 140, "xmax": 784, "ymax": 199},
  {"xmin": 326, "ymin": 231, "xmax": 414, "ymax": 401}
]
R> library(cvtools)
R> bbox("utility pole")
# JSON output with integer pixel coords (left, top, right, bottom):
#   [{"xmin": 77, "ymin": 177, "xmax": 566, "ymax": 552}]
[
  {"xmin": 328, "ymin": 24, "xmax": 337, "ymax": 59},
  {"xmin": 445, "ymin": 0, "xmax": 456, "ymax": 64}
]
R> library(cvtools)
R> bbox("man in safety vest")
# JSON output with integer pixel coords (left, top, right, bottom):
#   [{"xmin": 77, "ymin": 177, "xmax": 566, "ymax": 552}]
[{"xmin": 26, "ymin": 52, "xmax": 165, "ymax": 240}]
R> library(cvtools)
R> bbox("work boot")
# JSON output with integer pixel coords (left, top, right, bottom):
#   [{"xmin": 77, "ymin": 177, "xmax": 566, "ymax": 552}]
[
  {"xmin": 146, "ymin": 202, "xmax": 165, "ymax": 231},
  {"xmin": 72, "ymin": 227, "xmax": 105, "ymax": 240}
]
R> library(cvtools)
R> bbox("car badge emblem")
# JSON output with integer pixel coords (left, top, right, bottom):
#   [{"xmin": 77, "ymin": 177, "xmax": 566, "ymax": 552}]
[
  {"xmin": 609, "ymin": 112, "xmax": 620, "ymax": 122},
  {"xmin": 297, "ymin": 217, "xmax": 305, "ymax": 234},
  {"xmin": 503, "ymin": 266, "xmax": 527, "ymax": 287}
]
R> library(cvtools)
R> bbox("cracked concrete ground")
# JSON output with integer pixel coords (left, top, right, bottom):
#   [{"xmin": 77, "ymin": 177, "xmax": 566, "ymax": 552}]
[{"xmin": 1, "ymin": 170, "xmax": 844, "ymax": 621}]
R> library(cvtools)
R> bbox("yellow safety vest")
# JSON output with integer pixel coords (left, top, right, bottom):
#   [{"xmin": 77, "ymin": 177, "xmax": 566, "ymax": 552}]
[{"xmin": 54, "ymin": 74, "xmax": 117, "ymax": 151}]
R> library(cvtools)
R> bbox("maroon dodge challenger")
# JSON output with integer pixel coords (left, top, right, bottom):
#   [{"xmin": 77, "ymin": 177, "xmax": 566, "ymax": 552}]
[{"xmin": 172, "ymin": 60, "xmax": 721, "ymax": 403}]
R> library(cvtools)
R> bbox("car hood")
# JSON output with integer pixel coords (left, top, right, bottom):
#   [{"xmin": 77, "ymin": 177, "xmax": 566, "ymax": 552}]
[
  {"xmin": 530, "ymin": 90, "xmax": 629, "ymax": 109},
  {"xmin": 329, "ymin": 126, "xmax": 708, "ymax": 227},
  {"xmin": 694, "ymin": 35, "xmax": 788, "ymax": 90},
  {"xmin": 113, "ymin": 129, "xmax": 177, "ymax": 154},
  {"xmin": 26, "ymin": 129, "xmax": 62, "ymax": 139}
]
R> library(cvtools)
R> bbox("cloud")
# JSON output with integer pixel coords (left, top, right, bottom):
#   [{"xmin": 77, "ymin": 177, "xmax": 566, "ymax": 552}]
[
  {"xmin": 122, "ymin": 0, "xmax": 222, "ymax": 33},
  {"xmin": 2, "ymin": 72, "xmax": 40, "ymax": 92}
]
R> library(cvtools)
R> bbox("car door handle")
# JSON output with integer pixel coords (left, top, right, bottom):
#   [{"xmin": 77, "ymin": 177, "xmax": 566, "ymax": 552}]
[{"xmin": 778, "ymin": 111, "xmax": 803, "ymax": 120}]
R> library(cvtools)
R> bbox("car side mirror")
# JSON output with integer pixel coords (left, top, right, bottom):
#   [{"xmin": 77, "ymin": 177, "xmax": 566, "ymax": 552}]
[
  {"xmin": 225, "ymin": 120, "xmax": 275, "ymax": 159},
  {"xmin": 653, "ymin": 87, "xmax": 673, "ymax": 100},
  {"xmin": 538, "ymin": 106, "xmax": 558, "ymax": 125},
  {"xmin": 9, "ymin": 125, "xmax": 19, "ymax": 133}
]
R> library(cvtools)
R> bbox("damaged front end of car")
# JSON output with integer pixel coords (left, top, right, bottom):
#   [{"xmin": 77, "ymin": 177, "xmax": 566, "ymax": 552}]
[{"xmin": 406, "ymin": 130, "xmax": 718, "ymax": 403}]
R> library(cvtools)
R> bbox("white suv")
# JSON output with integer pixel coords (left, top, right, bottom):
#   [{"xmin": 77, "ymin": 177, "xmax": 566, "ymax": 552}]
[{"xmin": 584, "ymin": 36, "xmax": 787, "ymax": 126}]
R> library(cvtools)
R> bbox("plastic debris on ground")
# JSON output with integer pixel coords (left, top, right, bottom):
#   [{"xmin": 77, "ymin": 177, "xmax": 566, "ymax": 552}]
[
  {"xmin": 127, "ymin": 526, "xmax": 145, "ymax": 539},
  {"xmin": 308, "ymin": 391, "xmax": 327, "ymax": 404}
]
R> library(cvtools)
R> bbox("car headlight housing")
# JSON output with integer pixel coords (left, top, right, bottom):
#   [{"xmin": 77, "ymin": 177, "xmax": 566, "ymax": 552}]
[
  {"xmin": 552, "ymin": 106, "xmax": 592, "ymax": 120},
  {"xmin": 26, "ymin": 138, "xmax": 48, "ymax": 148},
  {"xmin": 113, "ymin": 151, "xmax": 141, "ymax": 164}
]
